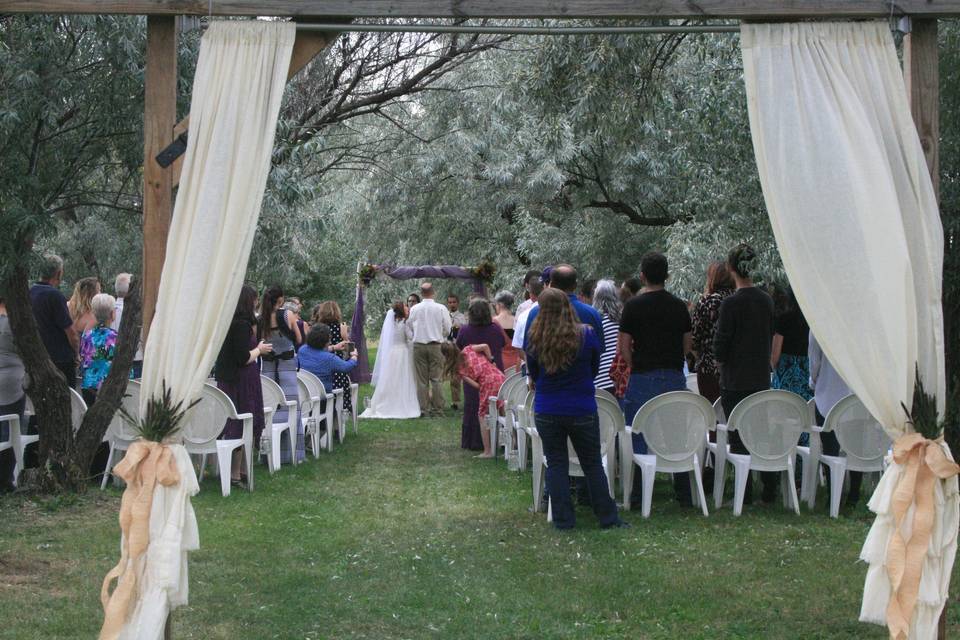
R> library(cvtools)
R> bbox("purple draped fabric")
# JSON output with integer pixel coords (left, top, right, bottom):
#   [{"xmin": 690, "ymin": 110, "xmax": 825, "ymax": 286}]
[
  {"xmin": 350, "ymin": 285, "xmax": 371, "ymax": 383},
  {"xmin": 351, "ymin": 265, "xmax": 488, "ymax": 386}
]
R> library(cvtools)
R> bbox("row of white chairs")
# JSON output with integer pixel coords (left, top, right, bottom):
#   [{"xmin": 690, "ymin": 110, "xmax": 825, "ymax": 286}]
[
  {"xmin": 2, "ymin": 371, "xmax": 360, "ymax": 497},
  {"xmin": 487, "ymin": 372, "xmax": 891, "ymax": 520}
]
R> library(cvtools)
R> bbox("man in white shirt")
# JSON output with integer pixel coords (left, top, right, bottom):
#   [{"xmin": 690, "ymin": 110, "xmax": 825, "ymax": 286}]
[
  {"xmin": 408, "ymin": 282, "xmax": 452, "ymax": 417},
  {"xmin": 511, "ymin": 280, "xmax": 543, "ymax": 357}
]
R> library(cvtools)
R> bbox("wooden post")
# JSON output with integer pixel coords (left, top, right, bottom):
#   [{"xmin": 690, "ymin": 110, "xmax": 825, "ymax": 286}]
[
  {"xmin": 904, "ymin": 18, "xmax": 939, "ymax": 200},
  {"xmin": 142, "ymin": 15, "xmax": 178, "ymax": 345},
  {"xmin": 905, "ymin": 17, "xmax": 947, "ymax": 640}
]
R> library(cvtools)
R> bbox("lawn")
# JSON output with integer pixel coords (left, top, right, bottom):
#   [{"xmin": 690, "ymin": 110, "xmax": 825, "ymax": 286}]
[{"xmin": 1, "ymin": 383, "xmax": 956, "ymax": 639}]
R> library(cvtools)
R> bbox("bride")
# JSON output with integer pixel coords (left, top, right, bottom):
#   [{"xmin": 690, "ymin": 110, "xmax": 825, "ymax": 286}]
[{"xmin": 360, "ymin": 301, "xmax": 421, "ymax": 419}]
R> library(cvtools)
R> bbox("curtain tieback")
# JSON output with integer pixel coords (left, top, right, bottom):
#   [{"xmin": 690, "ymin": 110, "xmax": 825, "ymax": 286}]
[
  {"xmin": 99, "ymin": 441, "xmax": 181, "ymax": 640},
  {"xmin": 885, "ymin": 433, "xmax": 960, "ymax": 640}
]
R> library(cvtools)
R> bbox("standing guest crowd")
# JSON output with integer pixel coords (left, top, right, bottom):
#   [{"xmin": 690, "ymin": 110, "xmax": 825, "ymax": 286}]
[{"xmin": 3, "ymin": 247, "xmax": 859, "ymax": 526}]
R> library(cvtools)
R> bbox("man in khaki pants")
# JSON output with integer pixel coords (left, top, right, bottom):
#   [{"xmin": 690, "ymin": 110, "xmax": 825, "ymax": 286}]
[{"xmin": 407, "ymin": 282, "xmax": 452, "ymax": 417}]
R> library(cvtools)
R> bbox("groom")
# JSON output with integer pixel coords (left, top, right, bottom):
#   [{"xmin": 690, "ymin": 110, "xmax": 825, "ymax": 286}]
[{"xmin": 407, "ymin": 282, "xmax": 452, "ymax": 418}]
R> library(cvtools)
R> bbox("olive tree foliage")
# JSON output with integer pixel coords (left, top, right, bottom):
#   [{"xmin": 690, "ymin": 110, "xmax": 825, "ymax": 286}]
[
  {"xmin": 0, "ymin": 15, "xmax": 160, "ymax": 490},
  {"xmin": 313, "ymin": 30, "xmax": 781, "ymax": 303}
]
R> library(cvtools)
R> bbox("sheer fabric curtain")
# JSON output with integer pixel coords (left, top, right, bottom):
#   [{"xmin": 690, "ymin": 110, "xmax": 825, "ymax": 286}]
[
  {"xmin": 122, "ymin": 22, "xmax": 295, "ymax": 640},
  {"xmin": 741, "ymin": 21, "xmax": 955, "ymax": 638}
]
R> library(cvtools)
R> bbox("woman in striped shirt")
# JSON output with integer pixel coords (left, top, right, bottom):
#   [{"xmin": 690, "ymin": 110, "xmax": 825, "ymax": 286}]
[{"xmin": 591, "ymin": 279, "xmax": 622, "ymax": 393}]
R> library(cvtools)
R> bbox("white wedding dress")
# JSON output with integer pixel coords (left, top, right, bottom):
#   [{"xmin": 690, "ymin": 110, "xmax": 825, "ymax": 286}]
[{"xmin": 360, "ymin": 310, "xmax": 421, "ymax": 419}]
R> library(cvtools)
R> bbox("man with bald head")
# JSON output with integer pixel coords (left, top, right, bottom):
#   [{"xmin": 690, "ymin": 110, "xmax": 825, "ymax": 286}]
[
  {"xmin": 407, "ymin": 282, "xmax": 452, "ymax": 417},
  {"xmin": 522, "ymin": 264, "xmax": 605, "ymax": 353}
]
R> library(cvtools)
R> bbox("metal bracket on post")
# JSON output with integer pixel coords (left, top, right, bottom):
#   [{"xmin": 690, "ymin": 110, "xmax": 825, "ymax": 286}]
[{"xmin": 898, "ymin": 15, "xmax": 913, "ymax": 35}]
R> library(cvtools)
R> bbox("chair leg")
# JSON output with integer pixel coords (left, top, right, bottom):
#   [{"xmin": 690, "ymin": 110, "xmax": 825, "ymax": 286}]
[
  {"xmin": 218, "ymin": 451, "xmax": 232, "ymax": 497},
  {"xmin": 641, "ymin": 464, "xmax": 656, "ymax": 518},
  {"xmin": 692, "ymin": 457, "xmax": 709, "ymax": 516},
  {"xmin": 271, "ymin": 431, "xmax": 281, "ymax": 474},
  {"xmin": 828, "ymin": 464, "xmax": 844, "ymax": 519},
  {"xmin": 713, "ymin": 454, "xmax": 726, "ymax": 510},
  {"xmin": 517, "ymin": 431, "xmax": 528, "ymax": 472},
  {"xmin": 533, "ymin": 462, "xmax": 545, "ymax": 512},
  {"xmin": 198, "ymin": 454, "xmax": 208, "ymax": 482},
  {"xmin": 622, "ymin": 459, "xmax": 634, "ymax": 511},
  {"xmin": 732, "ymin": 464, "xmax": 749, "ymax": 516},
  {"xmin": 100, "ymin": 444, "xmax": 115, "ymax": 490},
  {"xmin": 785, "ymin": 464, "xmax": 800, "ymax": 515}
]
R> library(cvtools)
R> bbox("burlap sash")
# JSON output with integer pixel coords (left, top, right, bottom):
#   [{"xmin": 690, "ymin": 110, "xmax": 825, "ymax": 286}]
[
  {"xmin": 885, "ymin": 433, "xmax": 960, "ymax": 640},
  {"xmin": 98, "ymin": 441, "xmax": 180, "ymax": 640}
]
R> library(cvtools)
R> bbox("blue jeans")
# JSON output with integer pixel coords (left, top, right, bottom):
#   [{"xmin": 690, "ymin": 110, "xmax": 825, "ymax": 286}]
[
  {"xmin": 623, "ymin": 369, "xmax": 687, "ymax": 454},
  {"xmin": 535, "ymin": 413, "xmax": 621, "ymax": 530}
]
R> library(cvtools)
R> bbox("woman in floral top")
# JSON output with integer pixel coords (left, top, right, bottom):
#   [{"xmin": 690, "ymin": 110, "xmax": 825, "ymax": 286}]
[
  {"xmin": 80, "ymin": 293, "xmax": 119, "ymax": 406},
  {"xmin": 691, "ymin": 262, "xmax": 735, "ymax": 404}
]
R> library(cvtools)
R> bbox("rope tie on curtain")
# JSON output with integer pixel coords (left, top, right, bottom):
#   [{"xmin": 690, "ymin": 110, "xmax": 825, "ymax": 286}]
[
  {"xmin": 885, "ymin": 433, "xmax": 960, "ymax": 640},
  {"xmin": 98, "ymin": 441, "xmax": 181, "ymax": 640}
]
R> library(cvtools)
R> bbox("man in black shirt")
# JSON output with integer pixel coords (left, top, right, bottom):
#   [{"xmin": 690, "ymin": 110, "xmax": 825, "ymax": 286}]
[
  {"xmin": 714, "ymin": 244, "xmax": 776, "ymax": 504},
  {"xmin": 618, "ymin": 252, "xmax": 694, "ymax": 505},
  {"xmin": 29, "ymin": 255, "xmax": 79, "ymax": 386}
]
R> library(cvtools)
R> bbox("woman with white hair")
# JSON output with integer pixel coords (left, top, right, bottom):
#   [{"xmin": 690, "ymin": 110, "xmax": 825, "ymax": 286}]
[
  {"xmin": 79, "ymin": 293, "xmax": 119, "ymax": 405},
  {"xmin": 591, "ymin": 279, "xmax": 621, "ymax": 393}
]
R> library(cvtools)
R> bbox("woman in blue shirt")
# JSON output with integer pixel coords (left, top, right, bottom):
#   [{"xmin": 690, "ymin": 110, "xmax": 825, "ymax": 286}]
[
  {"xmin": 298, "ymin": 325, "xmax": 358, "ymax": 394},
  {"xmin": 525, "ymin": 288, "xmax": 624, "ymax": 530}
]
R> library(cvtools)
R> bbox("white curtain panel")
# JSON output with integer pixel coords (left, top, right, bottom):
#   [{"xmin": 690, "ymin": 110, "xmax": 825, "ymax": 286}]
[
  {"xmin": 126, "ymin": 21, "xmax": 295, "ymax": 640},
  {"xmin": 741, "ymin": 21, "xmax": 955, "ymax": 638}
]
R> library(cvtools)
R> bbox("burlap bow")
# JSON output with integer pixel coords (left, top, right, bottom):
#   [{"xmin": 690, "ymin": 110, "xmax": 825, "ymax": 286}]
[
  {"xmin": 885, "ymin": 433, "xmax": 960, "ymax": 640},
  {"xmin": 99, "ymin": 441, "xmax": 181, "ymax": 640}
]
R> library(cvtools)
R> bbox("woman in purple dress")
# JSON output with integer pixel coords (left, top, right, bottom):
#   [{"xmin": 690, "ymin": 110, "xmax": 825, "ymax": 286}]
[
  {"xmin": 455, "ymin": 298, "xmax": 509, "ymax": 451},
  {"xmin": 214, "ymin": 285, "xmax": 272, "ymax": 484}
]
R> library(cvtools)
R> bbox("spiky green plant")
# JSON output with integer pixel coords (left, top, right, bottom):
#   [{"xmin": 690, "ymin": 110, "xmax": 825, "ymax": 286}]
[
  {"xmin": 902, "ymin": 366, "xmax": 947, "ymax": 440},
  {"xmin": 118, "ymin": 382, "xmax": 200, "ymax": 443}
]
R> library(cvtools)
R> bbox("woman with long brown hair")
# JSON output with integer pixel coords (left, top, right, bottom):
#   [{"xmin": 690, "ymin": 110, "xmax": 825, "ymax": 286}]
[
  {"xmin": 691, "ymin": 260, "xmax": 735, "ymax": 403},
  {"xmin": 525, "ymin": 288, "xmax": 624, "ymax": 530},
  {"xmin": 312, "ymin": 300, "xmax": 353, "ymax": 414}
]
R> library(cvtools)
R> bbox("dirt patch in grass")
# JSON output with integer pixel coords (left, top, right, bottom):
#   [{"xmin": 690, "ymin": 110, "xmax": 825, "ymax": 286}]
[{"xmin": 0, "ymin": 553, "xmax": 54, "ymax": 587}]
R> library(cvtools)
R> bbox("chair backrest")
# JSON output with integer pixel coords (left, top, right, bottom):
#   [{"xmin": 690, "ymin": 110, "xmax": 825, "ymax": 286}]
[
  {"xmin": 519, "ymin": 389, "xmax": 535, "ymax": 430},
  {"xmin": 105, "ymin": 380, "xmax": 142, "ymax": 442},
  {"xmin": 824, "ymin": 395, "xmax": 891, "ymax": 464},
  {"xmin": 806, "ymin": 398, "xmax": 816, "ymax": 428},
  {"xmin": 261, "ymin": 375, "xmax": 287, "ymax": 412},
  {"xmin": 181, "ymin": 384, "xmax": 238, "ymax": 445},
  {"xmin": 296, "ymin": 377, "xmax": 314, "ymax": 411},
  {"xmin": 685, "ymin": 373, "xmax": 699, "ymax": 395},
  {"xmin": 69, "ymin": 387, "xmax": 87, "ymax": 432},
  {"xmin": 633, "ymin": 391, "xmax": 712, "ymax": 462},
  {"xmin": 727, "ymin": 390, "xmax": 808, "ymax": 461},
  {"xmin": 500, "ymin": 373, "xmax": 527, "ymax": 414},
  {"xmin": 595, "ymin": 387, "xmax": 618, "ymax": 407},
  {"xmin": 712, "ymin": 397, "xmax": 725, "ymax": 425},
  {"xmin": 504, "ymin": 365, "xmax": 519, "ymax": 377},
  {"xmin": 586, "ymin": 394, "xmax": 622, "ymax": 460},
  {"xmin": 298, "ymin": 370, "xmax": 328, "ymax": 400}
]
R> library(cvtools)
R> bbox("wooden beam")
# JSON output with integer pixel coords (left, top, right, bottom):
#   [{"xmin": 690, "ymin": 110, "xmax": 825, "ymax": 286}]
[
  {"xmin": 141, "ymin": 15, "xmax": 178, "ymax": 344},
  {"xmin": 6, "ymin": 0, "xmax": 960, "ymax": 19},
  {"xmin": 170, "ymin": 28, "xmax": 338, "ymax": 187},
  {"xmin": 904, "ymin": 18, "xmax": 939, "ymax": 200}
]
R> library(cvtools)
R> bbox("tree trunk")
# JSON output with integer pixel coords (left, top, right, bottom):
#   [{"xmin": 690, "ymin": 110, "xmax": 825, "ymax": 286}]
[
  {"xmin": 4, "ymin": 267, "xmax": 143, "ymax": 492},
  {"xmin": 5, "ymin": 265, "xmax": 77, "ymax": 491}
]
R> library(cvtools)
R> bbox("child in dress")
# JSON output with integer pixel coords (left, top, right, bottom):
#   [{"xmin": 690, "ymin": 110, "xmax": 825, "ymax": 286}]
[{"xmin": 442, "ymin": 342, "xmax": 505, "ymax": 458}]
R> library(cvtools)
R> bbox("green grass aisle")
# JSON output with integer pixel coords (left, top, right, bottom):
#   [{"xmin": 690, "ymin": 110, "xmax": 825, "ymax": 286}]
[{"xmin": 0, "ymin": 385, "xmax": 955, "ymax": 638}]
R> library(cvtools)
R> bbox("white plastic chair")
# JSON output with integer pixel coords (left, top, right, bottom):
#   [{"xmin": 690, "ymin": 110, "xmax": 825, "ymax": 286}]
[
  {"xmin": 296, "ymin": 377, "xmax": 321, "ymax": 457},
  {"xmin": 350, "ymin": 382, "xmax": 359, "ymax": 434},
  {"xmin": 297, "ymin": 371, "xmax": 335, "ymax": 452},
  {"xmin": 182, "ymin": 383, "xmax": 254, "ymax": 497},
  {"xmin": 486, "ymin": 372, "xmax": 525, "ymax": 461},
  {"xmin": 706, "ymin": 397, "xmax": 729, "ymax": 508},
  {"xmin": 807, "ymin": 395, "xmax": 891, "ymax": 518},
  {"xmin": 530, "ymin": 393, "xmax": 618, "ymax": 518},
  {"xmin": 623, "ymin": 391, "xmax": 712, "ymax": 517},
  {"xmin": 723, "ymin": 390, "xmax": 807, "ymax": 516},
  {"xmin": 504, "ymin": 365, "xmax": 519, "ymax": 377},
  {"xmin": 15, "ymin": 397, "xmax": 42, "ymax": 486},
  {"xmin": 543, "ymin": 395, "xmax": 619, "ymax": 521},
  {"xmin": 100, "ymin": 381, "xmax": 142, "ymax": 489},
  {"xmin": 796, "ymin": 397, "xmax": 822, "ymax": 506},
  {"xmin": 685, "ymin": 373, "xmax": 699, "ymax": 396},
  {"xmin": 0, "ymin": 412, "xmax": 22, "ymax": 486},
  {"xmin": 333, "ymin": 388, "xmax": 346, "ymax": 443},
  {"xmin": 260, "ymin": 375, "xmax": 297, "ymax": 473}
]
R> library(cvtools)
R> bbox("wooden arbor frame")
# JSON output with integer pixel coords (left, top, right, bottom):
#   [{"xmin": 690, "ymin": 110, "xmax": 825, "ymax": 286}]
[{"xmin": 0, "ymin": 0, "xmax": 952, "ymax": 336}]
